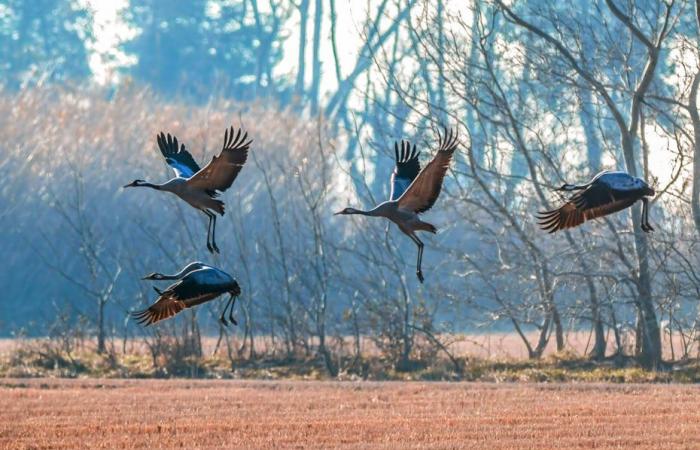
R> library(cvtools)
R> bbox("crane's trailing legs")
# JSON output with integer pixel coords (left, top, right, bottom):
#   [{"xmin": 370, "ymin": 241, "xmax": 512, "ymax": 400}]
[
  {"xmin": 219, "ymin": 293, "xmax": 238, "ymax": 326},
  {"xmin": 219, "ymin": 295, "xmax": 232, "ymax": 325},
  {"xmin": 404, "ymin": 230, "xmax": 425, "ymax": 283},
  {"xmin": 641, "ymin": 198, "xmax": 654, "ymax": 232},
  {"xmin": 203, "ymin": 210, "xmax": 219, "ymax": 253},
  {"xmin": 228, "ymin": 294, "xmax": 237, "ymax": 325},
  {"xmin": 211, "ymin": 213, "xmax": 218, "ymax": 253}
]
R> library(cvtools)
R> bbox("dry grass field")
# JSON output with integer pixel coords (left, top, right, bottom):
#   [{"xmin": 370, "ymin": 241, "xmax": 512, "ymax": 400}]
[{"xmin": 1, "ymin": 379, "xmax": 700, "ymax": 449}]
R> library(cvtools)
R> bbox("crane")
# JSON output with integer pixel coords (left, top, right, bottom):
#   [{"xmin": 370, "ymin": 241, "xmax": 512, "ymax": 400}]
[
  {"xmin": 335, "ymin": 129, "xmax": 459, "ymax": 283},
  {"xmin": 124, "ymin": 126, "xmax": 251, "ymax": 253},
  {"xmin": 133, "ymin": 262, "xmax": 241, "ymax": 326},
  {"xmin": 537, "ymin": 171, "xmax": 656, "ymax": 233}
]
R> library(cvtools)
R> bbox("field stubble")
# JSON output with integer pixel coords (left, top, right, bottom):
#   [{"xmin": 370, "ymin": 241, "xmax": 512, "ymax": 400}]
[{"xmin": 1, "ymin": 378, "xmax": 700, "ymax": 449}]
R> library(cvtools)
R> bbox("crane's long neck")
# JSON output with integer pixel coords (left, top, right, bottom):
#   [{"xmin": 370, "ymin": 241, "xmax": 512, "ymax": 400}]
[
  {"xmin": 155, "ymin": 272, "xmax": 184, "ymax": 281},
  {"xmin": 136, "ymin": 181, "xmax": 164, "ymax": 190},
  {"xmin": 158, "ymin": 263, "xmax": 205, "ymax": 280},
  {"xmin": 349, "ymin": 207, "xmax": 384, "ymax": 217},
  {"xmin": 127, "ymin": 179, "xmax": 181, "ymax": 193},
  {"xmin": 561, "ymin": 183, "xmax": 590, "ymax": 191}
]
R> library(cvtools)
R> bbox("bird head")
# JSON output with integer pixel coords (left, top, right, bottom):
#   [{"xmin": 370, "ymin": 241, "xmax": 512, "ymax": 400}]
[
  {"xmin": 142, "ymin": 272, "xmax": 165, "ymax": 280},
  {"xmin": 645, "ymin": 186, "xmax": 656, "ymax": 197},
  {"xmin": 334, "ymin": 207, "xmax": 360, "ymax": 216},
  {"xmin": 123, "ymin": 179, "xmax": 146, "ymax": 188}
]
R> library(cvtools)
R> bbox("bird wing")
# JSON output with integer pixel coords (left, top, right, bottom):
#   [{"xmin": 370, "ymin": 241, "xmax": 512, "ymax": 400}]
[
  {"xmin": 396, "ymin": 128, "xmax": 458, "ymax": 214},
  {"xmin": 131, "ymin": 296, "xmax": 187, "ymax": 326},
  {"xmin": 156, "ymin": 132, "xmax": 201, "ymax": 178},
  {"xmin": 390, "ymin": 140, "xmax": 421, "ymax": 200},
  {"xmin": 131, "ymin": 268, "xmax": 232, "ymax": 326},
  {"xmin": 537, "ymin": 184, "xmax": 637, "ymax": 233},
  {"xmin": 186, "ymin": 126, "xmax": 251, "ymax": 193}
]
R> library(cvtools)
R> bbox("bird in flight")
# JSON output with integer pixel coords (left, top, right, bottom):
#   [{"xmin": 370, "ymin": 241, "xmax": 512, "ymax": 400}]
[
  {"xmin": 124, "ymin": 126, "xmax": 251, "ymax": 253},
  {"xmin": 537, "ymin": 171, "xmax": 656, "ymax": 233},
  {"xmin": 335, "ymin": 128, "xmax": 459, "ymax": 283},
  {"xmin": 134, "ymin": 262, "xmax": 241, "ymax": 326}
]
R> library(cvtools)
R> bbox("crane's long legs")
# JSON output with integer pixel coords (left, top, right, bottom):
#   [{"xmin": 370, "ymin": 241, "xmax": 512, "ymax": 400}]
[
  {"xmin": 203, "ymin": 211, "xmax": 219, "ymax": 253},
  {"xmin": 203, "ymin": 210, "xmax": 213, "ymax": 252},
  {"xmin": 228, "ymin": 294, "xmax": 238, "ymax": 326},
  {"xmin": 219, "ymin": 295, "xmax": 233, "ymax": 326},
  {"xmin": 641, "ymin": 198, "xmax": 654, "ymax": 232},
  {"xmin": 210, "ymin": 214, "xmax": 219, "ymax": 253},
  {"xmin": 407, "ymin": 233, "xmax": 425, "ymax": 283}
]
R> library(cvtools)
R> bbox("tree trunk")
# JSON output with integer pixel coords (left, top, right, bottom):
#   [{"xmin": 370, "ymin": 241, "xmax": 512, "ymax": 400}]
[
  {"xmin": 310, "ymin": 0, "xmax": 323, "ymax": 113},
  {"xmin": 97, "ymin": 297, "xmax": 106, "ymax": 354},
  {"xmin": 578, "ymin": 86, "xmax": 603, "ymax": 171},
  {"xmin": 532, "ymin": 314, "xmax": 552, "ymax": 359},
  {"xmin": 621, "ymin": 132, "xmax": 662, "ymax": 368},
  {"xmin": 318, "ymin": 335, "xmax": 337, "ymax": 377},
  {"xmin": 688, "ymin": 71, "xmax": 700, "ymax": 236},
  {"xmin": 634, "ymin": 223, "xmax": 662, "ymax": 367},
  {"xmin": 590, "ymin": 298, "xmax": 607, "ymax": 360},
  {"xmin": 295, "ymin": 0, "xmax": 310, "ymax": 98}
]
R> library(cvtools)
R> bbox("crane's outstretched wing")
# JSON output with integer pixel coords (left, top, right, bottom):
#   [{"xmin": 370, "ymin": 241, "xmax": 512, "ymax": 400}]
[
  {"xmin": 397, "ymin": 128, "xmax": 458, "ymax": 214},
  {"xmin": 156, "ymin": 132, "xmax": 201, "ymax": 178},
  {"xmin": 131, "ymin": 268, "xmax": 231, "ymax": 326},
  {"xmin": 187, "ymin": 126, "xmax": 251, "ymax": 193},
  {"xmin": 537, "ymin": 184, "xmax": 637, "ymax": 233},
  {"xmin": 390, "ymin": 140, "xmax": 421, "ymax": 201},
  {"xmin": 131, "ymin": 297, "xmax": 187, "ymax": 326}
]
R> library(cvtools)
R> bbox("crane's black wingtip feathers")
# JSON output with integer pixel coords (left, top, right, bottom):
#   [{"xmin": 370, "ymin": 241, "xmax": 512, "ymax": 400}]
[
  {"xmin": 534, "ymin": 209, "xmax": 563, "ymax": 233},
  {"xmin": 222, "ymin": 126, "xmax": 252, "ymax": 152},
  {"xmin": 155, "ymin": 130, "xmax": 201, "ymax": 175},
  {"xmin": 130, "ymin": 309, "xmax": 153, "ymax": 326},
  {"xmin": 393, "ymin": 140, "xmax": 419, "ymax": 164},
  {"xmin": 436, "ymin": 127, "xmax": 459, "ymax": 154}
]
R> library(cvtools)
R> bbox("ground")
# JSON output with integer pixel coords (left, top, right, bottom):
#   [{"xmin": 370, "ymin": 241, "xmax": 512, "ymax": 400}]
[{"xmin": 2, "ymin": 379, "xmax": 700, "ymax": 449}]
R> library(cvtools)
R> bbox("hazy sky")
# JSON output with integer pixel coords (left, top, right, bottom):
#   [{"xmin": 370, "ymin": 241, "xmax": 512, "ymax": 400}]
[{"xmin": 85, "ymin": 0, "xmax": 371, "ymax": 98}]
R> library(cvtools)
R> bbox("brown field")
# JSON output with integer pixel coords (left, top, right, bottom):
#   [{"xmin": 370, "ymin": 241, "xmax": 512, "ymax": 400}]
[{"xmin": 1, "ymin": 379, "xmax": 700, "ymax": 449}]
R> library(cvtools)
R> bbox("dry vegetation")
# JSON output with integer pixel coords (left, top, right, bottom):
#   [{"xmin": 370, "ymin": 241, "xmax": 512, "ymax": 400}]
[
  {"xmin": 1, "ymin": 378, "xmax": 700, "ymax": 449},
  {"xmin": 3, "ymin": 334, "xmax": 700, "ymax": 383}
]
